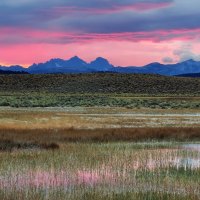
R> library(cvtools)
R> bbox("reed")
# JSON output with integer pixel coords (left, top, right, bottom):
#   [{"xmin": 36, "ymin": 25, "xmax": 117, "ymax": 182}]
[
  {"xmin": 0, "ymin": 142, "xmax": 199, "ymax": 200},
  {"xmin": 0, "ymin": 127, "xmax": 200, "ymax": 145}
]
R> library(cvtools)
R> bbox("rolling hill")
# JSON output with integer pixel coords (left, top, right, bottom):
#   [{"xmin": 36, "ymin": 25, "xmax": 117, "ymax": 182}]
[{"xmin": 0, "ymin": 73, "xmax": 200, "ymax": 95}]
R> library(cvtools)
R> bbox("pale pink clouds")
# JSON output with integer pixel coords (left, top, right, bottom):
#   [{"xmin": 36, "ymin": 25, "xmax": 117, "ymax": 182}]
[
  {"xmin": 1, "ymin": 28, "xmax": 200, "ymax": 67},
  {"xmin": 0, "ymin": 0, "xmax": 200, "ymax": 66},
  {"xmin": 0, "ymin": 40, "xmax": 177, "ymax": 67}
]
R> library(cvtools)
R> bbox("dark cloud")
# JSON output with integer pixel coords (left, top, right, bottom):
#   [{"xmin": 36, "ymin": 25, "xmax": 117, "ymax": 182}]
[
  {"xmin": 0, "ymin": 0, "xmax": 172, "ymax": 9},
  {"xmin": 0, "ymin": 0, "xmax": 174, "ymax": 28},
  {"xmin": 1, "ymin": 0, "xmax": 200, "ymax": 44}
]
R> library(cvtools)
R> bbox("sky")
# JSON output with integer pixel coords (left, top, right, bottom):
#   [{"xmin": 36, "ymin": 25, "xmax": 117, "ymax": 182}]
[{"xmin": 0, "ymin": 0, "xmax": 200, "ymax": 67}]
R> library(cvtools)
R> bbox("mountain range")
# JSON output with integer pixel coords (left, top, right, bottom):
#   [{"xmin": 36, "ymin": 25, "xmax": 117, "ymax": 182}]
[
  {"xmin": 176, "ymin": 72, "xmax": 200, "ymax": 78},
  {"xmin": 1, "ymin": 56, "xmax": 200, "ymax": 76},
  {"xmin": 0, "ymin": 69, "xmax": 28, "ymax": 74}
]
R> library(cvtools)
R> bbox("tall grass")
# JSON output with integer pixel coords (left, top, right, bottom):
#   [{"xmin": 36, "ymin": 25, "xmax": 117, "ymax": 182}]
[
  {"xmin": 0, "ymin": 107, "xmax": 200, "ymax": 199},
  {"xmin": 0, "ymin": 142, "xmax": 200, "ymax": 200},
  {"xmin": 0, "ymin": 127, "xmax": 200, "ymax": 144}
]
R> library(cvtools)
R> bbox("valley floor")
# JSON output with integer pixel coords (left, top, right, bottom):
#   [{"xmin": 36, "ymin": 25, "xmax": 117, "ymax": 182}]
[
  {"xmin": 1, "ymin": 106, "xmax": 200, "ymax": 129},
  {"xmin": 0, "ymin": 107, "xmax": 200, "ymax": 200}
]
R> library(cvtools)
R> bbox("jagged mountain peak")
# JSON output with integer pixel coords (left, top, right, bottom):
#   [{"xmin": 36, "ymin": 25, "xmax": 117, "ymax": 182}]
[
  {"xmin": 89, "ymin": 57, "xmax": 114, "ymax": 71},
  {"xmin": 91, "ymin": 57, "xmax": 110, "ymax": 63},
  {"xmin": 181, "ymin": 59, "xmax": 197, "ymax": 64},
  {"xmin": 68, "ymin": 56, "xmax": 85, "ymax": 61},
  {"xmin": 95, "ymin": 57, "xmax": 108, "ymax": 61},
  {"xmin": 1, "ymin": 58, "xmax": 200, "ymax": 75},
  {"xmin": 49, "ymin": 58, "xmax": 64, "ymax": 62},
  {"xmin": 67, "ymin": 56, "xmax": 87, "ymax": 65}
]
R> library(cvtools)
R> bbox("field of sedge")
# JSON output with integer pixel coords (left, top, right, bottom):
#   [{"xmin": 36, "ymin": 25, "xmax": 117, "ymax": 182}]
[{"xmin": 0, "ymin": 108, "xmax": 200, "ymax": 200}]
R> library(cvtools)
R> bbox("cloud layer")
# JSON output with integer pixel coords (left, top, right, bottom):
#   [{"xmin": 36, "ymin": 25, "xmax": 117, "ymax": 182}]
[{"xmin": 0, "ymin": 0, "xmax": 200, "ymax": 66}]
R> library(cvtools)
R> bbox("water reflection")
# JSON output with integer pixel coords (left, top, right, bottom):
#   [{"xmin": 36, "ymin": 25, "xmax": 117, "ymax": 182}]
[{"xmin": 183, "ymin": 144, "xmax": 200, "ymax": 152}]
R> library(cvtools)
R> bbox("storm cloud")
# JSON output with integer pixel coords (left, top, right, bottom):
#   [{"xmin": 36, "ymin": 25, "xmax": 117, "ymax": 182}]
[{"xmin": 0, "ymin": 0, "xmax": 200, "ymax": 40}]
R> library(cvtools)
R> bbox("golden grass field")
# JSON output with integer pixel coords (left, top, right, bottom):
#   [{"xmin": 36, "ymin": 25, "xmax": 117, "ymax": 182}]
[{"xmin": 1, "ymin": 107, "xmax": 200, "ymax": 130}]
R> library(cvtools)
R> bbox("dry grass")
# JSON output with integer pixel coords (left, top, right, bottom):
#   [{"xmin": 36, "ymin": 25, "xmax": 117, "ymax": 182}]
[
  {"xmin": 0, "ymin": 107, "xmax": 200, "ymax": 146},
  {"xmin": 1, "ymin": 107, "xmax": 200, "ymax": 130},
  {"xmin": 0, "ymin": 139, "xmax": 59, "ymax": 152},
  {"xmin": 0, "ymin": 127, "xmax": 200, "ymax": 146},
  {"xmin": 0, "ymin": 107, "xmax": 200, "ymax": 199}
]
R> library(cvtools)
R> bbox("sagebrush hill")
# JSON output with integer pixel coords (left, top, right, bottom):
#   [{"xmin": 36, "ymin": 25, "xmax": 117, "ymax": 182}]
[
  {"xmin": 0, "ymin": 73, "xmax": 200, "ymax": 95},
  {"xmin": 0, "ymin": 73, "xmax": 200, "ymax": 108}
]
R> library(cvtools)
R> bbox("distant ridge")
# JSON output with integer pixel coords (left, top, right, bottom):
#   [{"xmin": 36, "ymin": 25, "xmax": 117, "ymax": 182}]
[
  {"xmin": 0, "ymin": 65, "xmax": 25, "ymax": 72},
  {"xmin": 0, "ymin": 73, "xmax": 200, "ymax": 95},
  {"xmin": 1, "ymin": 57, "xmax": 200, "ymax": 76},
  {"xmin": 176, "ymin": 72, "xmax": 200, "ymax": 78},
  {"xmin": 0, "ymin": 69, "xmax": 28, "ymax": 74}
]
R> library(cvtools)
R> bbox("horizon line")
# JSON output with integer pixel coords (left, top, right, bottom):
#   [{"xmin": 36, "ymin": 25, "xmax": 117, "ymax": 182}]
[{"xmin": 0, "ymin": 56, "xmax": 198, "ymax": 69}]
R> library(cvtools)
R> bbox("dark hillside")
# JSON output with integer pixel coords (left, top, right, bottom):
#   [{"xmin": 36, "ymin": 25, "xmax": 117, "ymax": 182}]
[
  {"xmin": 0, "ymin": 69, "xmax": 28, "ymax": 75},
  {"xmin": 0, "ymin": 73, "xmax": 199, "ymax": 95},
  {"xmin": 176, "ymin": 73, "xmax": 200, "ymax": 78}
]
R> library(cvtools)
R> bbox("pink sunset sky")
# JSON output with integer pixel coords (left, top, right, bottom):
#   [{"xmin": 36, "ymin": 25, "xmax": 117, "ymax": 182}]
[{"xmin": 0, "ymin": 0, "xmax": 200, "ymax": 67}]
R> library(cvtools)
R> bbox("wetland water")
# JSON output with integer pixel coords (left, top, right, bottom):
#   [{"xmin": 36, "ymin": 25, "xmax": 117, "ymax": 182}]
[
  {"xmin": 0, "ymin": 142, "xmax": 199, "ymax": 198},
  {"xmin": 0, "ymin": 108, "xmax": 200, "ymax": 199},
  {"xmin": 183, "ymin": 144, "xmax": 200, "ymax": 151}
]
